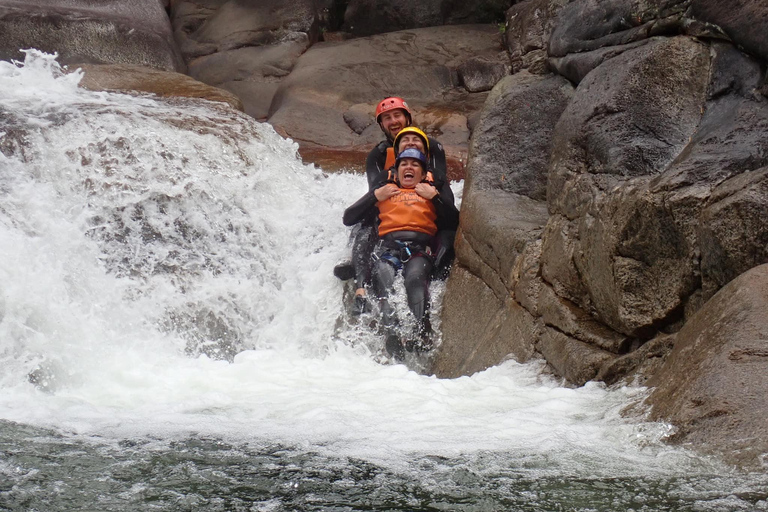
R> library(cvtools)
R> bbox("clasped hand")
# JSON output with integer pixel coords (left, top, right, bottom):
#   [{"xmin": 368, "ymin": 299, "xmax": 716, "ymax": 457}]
[{"xmin": 375, "ymin": 183, "xmax": 438, "ymax": 201}]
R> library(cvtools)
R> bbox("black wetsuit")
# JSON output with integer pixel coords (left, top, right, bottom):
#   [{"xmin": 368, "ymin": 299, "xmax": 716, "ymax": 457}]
[
  {"xmin": 349, "ymin": 136, "xmax": 454, "ymax": 289},
  {"xmin": 343, "ymin": 177, "xmax": 459, "ymax": 341}
]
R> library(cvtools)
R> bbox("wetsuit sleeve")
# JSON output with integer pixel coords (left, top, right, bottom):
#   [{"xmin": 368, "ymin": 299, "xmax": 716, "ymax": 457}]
[
  {"xmin": 365, "ymin": 143, "xmax": 389, "ymax": 191},
  {"xmin": 427, "ymin": 137, "xmax": 453, "ymax": 204},
  {"xmin": 343, "ymin": 190, "xmax": 379, "ymax": 226},
  {"xmin": 432, "ymin": 181, "xmax": 459, "ymax": 231}
]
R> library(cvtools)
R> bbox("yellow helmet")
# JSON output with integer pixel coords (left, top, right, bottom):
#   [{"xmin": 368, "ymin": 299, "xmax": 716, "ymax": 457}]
[{"xmin": 394, "ymin": 126, "xmax": 430, "ymax": 157}]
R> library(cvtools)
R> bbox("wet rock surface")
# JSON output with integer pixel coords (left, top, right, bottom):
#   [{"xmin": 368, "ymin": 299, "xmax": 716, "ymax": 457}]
[
  {"xmin": 0, "ymin": 0, "xmax": 184, "ymax": 71},
  {"xmin": 646, "ymin": 264, "xmax": 768, "ymax": 469},
  {"xmin": 76, "ymin": 64, "xmax": 244, "ymax": 111}
]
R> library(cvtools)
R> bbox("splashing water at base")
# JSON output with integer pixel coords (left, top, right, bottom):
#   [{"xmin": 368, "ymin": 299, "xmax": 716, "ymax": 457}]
[{"xmin": 0, "ymin": 51, "xmax": 766, "ymax": 511}]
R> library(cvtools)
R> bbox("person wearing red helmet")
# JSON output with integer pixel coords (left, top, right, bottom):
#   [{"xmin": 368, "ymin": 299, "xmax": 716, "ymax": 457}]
[
  {"xmin": 365, "ymin": 97, "xmax": 448, "ymax": 189},
  {"xmin": 343, "ymin": 148, "xmax": 459, "ymax": 359}
]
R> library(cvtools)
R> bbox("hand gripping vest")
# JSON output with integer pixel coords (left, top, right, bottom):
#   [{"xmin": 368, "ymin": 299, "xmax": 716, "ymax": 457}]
[{"xmin": 377, "ymin": 186, "xmax": 438, "ymax": 237}]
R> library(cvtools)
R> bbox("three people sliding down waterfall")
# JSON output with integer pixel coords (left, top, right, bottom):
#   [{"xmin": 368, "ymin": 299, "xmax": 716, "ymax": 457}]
[
  {"xmin": 334, "ymin": 98, "xmax": 455, "ymax": 315},
  {"xmin": 342, "ymin": 136, "xmax": 459, "ymax": 360}
]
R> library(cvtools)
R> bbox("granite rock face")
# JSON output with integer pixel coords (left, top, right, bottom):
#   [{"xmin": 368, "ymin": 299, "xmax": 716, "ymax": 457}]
[
  {"xmin": 0, "ymin": 0, "xmax": 184, "ymax": 71},
  {"xmin": 646, "ymin": 264, "xmax": 768, "ymax": 469},
  {"xmin": 437, "ymin": 0, "xmax": 768, "ymax": 431},
  {"xmin": 691, "ymin": 0, "xmax": 768, "ymax": 63}
]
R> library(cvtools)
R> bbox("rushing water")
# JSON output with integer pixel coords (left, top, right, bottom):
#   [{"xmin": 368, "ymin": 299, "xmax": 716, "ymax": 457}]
[{"xmin": 0, "ymin": 51, "xmax": 766, "ymax": 511}]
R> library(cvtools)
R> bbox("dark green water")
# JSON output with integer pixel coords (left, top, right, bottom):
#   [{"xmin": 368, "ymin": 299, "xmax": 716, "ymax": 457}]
[{"xmin": 2, "ymin": 421, "xmax": 766, "ymax": 512}]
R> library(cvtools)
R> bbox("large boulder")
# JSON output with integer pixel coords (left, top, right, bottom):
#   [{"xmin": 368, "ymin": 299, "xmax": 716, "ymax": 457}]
[
  {"xmin": 504, "ymin": 0, "xmax": 570, "ymax": 74},
  {"xmin": 430, "ymin": 265, "xmax": 539, "ymax": 378},
  {"xmin": 691, "ymin": 0, "xmax": 768, "ymax": 63},
  {"xmin": 466, "ymin": 71, "xmax": 573, "ymax": 201},
  {"xmin": 548, "ymin": 0, "xmax": 691, "ymax": 58},
  {"xmin": 187, "ymin": 37, "xmax": 309, "ymax": 120},
  {"xmin": 0, "ymin": 0, "xmax": 184, "ymax": 71},
  {"xmin": 170, "ymin": 0, "xmax": 317, "ymax": 121},
  {"xmin": 268, "ymin": 25, "xmax": 509, "ymax": 175},
  {"xmin": 645, "ymin": 264, "xmax": 768, "ymax": 469},
  {"xmin": 455, "ymin": 190, "xmax": 550, "ymax": 299},
  {"xmin": 542, "ymin": 36, "xmax": 711, "ymax": 336}
]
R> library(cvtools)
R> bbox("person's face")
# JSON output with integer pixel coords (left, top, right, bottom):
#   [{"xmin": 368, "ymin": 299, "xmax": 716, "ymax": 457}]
[
  {"xmin": 397, "ymin": 134, "xmax": 425, "ymax": 154},
  {"xmin": 397, "ymin": 158, "xmax": 425, "ymax": 188},
  {"xmin": 379, "ymin": 109, "xmax": 408, "ymax": 140}
]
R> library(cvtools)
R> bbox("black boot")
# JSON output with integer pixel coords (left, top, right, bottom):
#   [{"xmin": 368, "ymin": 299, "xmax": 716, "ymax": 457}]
[
  {"xmin": 385, "ymin": 333, "xmax": 405, "ymax": 361},
  {"xmin": 333, "ymin": 261, "xmax": 355, "ymax": 281},
  {"xmin": 351, "ymin": 294, "xmax": 371, "ymax": 316}
]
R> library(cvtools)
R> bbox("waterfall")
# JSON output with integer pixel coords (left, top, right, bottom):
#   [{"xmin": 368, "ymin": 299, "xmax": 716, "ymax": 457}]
[{"xmin": 0, "ymin": 51, "xmax": 763, "ymax": 511}]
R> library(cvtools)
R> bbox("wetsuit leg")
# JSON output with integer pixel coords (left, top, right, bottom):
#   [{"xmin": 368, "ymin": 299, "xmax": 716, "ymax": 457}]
[
  {"xmin": 371, "ymin": 257, "xmax": 398, "ymax": 327},
  {"xmin": 351, "ymin": 223, "xmax": 376, "ymax": 289},
  {"xmin": 402, "ymin": 256, "xmax": 433, "ymax": 327}
]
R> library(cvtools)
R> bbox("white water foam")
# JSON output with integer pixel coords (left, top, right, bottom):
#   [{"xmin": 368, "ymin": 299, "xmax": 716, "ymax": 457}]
[{"xmin": 0, "ymin": 51, "xmax": 732, "ymax": 482}]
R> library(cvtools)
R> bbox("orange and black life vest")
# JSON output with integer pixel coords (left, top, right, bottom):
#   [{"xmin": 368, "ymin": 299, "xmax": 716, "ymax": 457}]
[
  {"xmin": 377, "ymin": 174, "xmax": 438, "ymax": 237},
  {"xmin": 384, "ymin": 147, "xmax": 395, "ymax": 171}
]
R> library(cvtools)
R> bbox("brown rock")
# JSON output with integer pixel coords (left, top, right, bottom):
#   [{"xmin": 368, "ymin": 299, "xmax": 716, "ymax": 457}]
[
  {"xmin": 698, "ymin": 167, "xmax": 768, "ymax": 299},
  {"xmin": 187, "ymin": 37, "xmax": 309, "ymax": 119},
  {"xmin": 512, "ymin": 239, "xmax": 544, "ymax": 316},
  {"xmin": 456, "ymin": 190, "xmax": 549, "ymax": 298},
  {"xmin": 268, "ymin": 25, "xmax": 507, "ymax": 172},
  {"xmin": 0, "ymin": 0, "xmax": 184, "ymax": 71},
  {"xmin": 76, "ymin": 64, "xmax": 244, "ymax": 111},
  {"xmin": 691, "ymin": 0, "xmax": 768, "ymax": 63},
  {"xmin": 646, "ymin": 264, "xmax": 768, "ymax": 469},
  {"xmin": 596, "ymin": 333, "xmax": 674, "ymax": 386},
  {"xmin": 505, "ymin": 0, "xmax": 569, "ymax": 73},
  {"xmin": 467, "ymin": 71, "xmax": 573, "ymax": 201},
  {"xmin": 537, "ymin": 324, "xmax": 616, "ymax": 386},
  {"xmin": 457, "ymin": 57, "xmax": 509, "ymax": 93},
  {"xmin": 537, "ymin": 284, "xmax": 630, "ymax": 354},
  {"xmin": 431, "ymin": 265, "xmax": 539, "ymax": 378}
]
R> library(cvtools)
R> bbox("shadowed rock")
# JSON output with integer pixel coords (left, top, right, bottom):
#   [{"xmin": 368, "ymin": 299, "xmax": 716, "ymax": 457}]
[
  {"xmin": 537, "ymin": 324, "xmax": 615, "ymax": 386},
  {"xmin": 646, "ymin": 263, "xmax": 768, "ymax": 469},
  {"xmin": 542, "ymin": 37, "xmax": 711, "ymax": 336},
  {"xmin": 171, "ymin": 0, "xmax": 318, "ymax": 61},
  {"xmin": 342, "ymin": 0, "xmax": 514, "ymax": 37},
  {"xmin": 430, "ymin": 265, "xmax": 539, "ymax": 378},
  {"xmin": 548, "ymin": 0, "xmax": 691, "ymax": 58},
  {"xmin": 0, "ymin": 0, "xmax": 184, "ymax": 71},
  {"xmin": 596, "ymin": 333, "xmax": 674, "ymax": 386},
  {"xmin": 505, "ymin": 0, "xmax": 570, "ymax": 74},
  {"xmin": 691, "ymin": 0, "xmax": 768, "ymax": 63}
]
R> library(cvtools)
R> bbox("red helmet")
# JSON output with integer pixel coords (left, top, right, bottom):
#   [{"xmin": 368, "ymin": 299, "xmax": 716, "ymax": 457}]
[{"xmin": 375, "ymin": 97, "xmax": 412, "ymax": 124}]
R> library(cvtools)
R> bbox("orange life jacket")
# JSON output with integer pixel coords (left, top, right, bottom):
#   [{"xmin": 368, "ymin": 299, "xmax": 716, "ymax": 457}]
[
  {"xmin": 377, "ymin": 179, "xmax": 438, "ymax": 237},
  {"xmin": 384, "ymin": 147, "xmax": 395, "ymax": 171}
]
